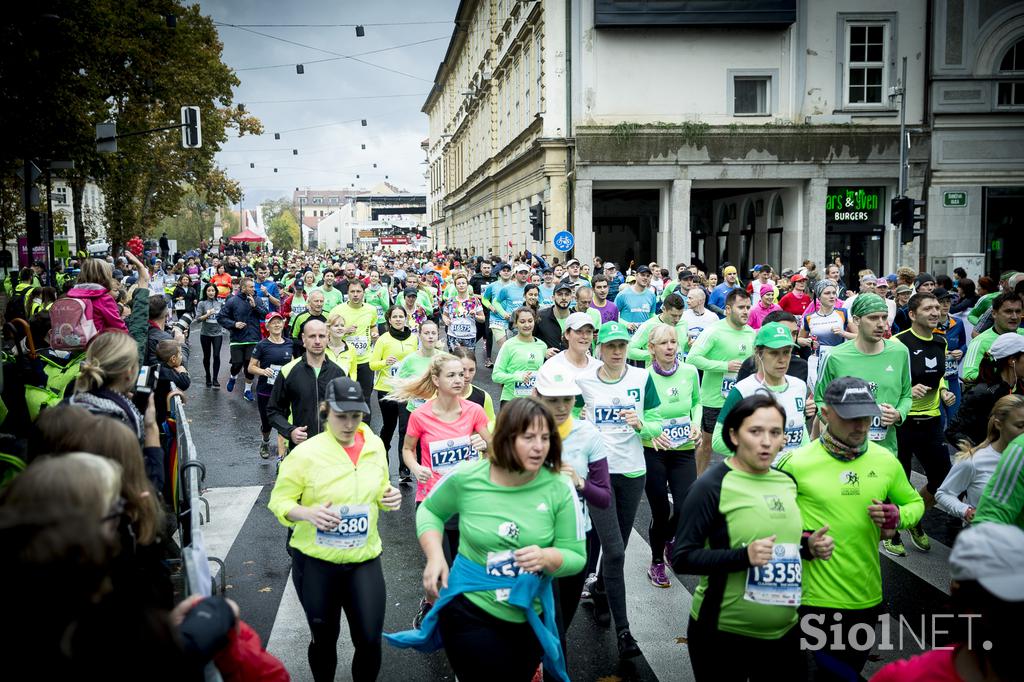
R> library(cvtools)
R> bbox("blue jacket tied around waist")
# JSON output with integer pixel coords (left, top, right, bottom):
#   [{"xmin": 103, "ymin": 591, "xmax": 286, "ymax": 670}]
[{"xmin": 384, "ymin": 554, "xmax": 569, "ymax": 682}]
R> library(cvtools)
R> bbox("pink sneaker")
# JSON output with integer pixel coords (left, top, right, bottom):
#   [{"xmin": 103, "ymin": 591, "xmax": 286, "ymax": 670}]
[{"xmin": 648, "ymin": 561, "xmax": 671, "ymax": 588}]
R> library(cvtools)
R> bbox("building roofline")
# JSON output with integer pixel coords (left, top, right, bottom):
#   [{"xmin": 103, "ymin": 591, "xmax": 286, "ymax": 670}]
[{"xmin": 422, "ymin": 0, "xmax": 477, "ymax": 114}]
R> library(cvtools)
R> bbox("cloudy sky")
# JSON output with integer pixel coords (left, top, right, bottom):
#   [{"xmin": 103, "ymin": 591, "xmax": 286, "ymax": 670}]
[{"xmin": 200, "ymin": 0, "xmax": 459, "ymax": 206}]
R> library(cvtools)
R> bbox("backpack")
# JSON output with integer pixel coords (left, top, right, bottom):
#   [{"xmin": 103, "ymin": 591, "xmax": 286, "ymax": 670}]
[{"xmin": 48, "ymin": 297, "xmax": 99, "ymax": 350}]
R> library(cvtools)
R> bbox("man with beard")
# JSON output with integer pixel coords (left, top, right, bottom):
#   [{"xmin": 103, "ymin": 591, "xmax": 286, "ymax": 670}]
[{"xmin": 535, "ymin": 281, "xmax": 574, "ymax": 356}]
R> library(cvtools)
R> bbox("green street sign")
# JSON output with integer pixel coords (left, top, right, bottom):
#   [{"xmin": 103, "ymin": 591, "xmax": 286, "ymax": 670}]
[
  {"xmin": 943, "ymin": 191, "xmax": 967, "ymax": 208},
  {"xmin": 54, "ymin": 239, "xmax": 70, "ymax": 259}
]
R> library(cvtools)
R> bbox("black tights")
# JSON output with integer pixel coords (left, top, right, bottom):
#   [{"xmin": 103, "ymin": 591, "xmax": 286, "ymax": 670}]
[
  {"xmin": 200, "ymin": 334, "xmax": 222, "ymax": 381},
  {"xmin": 376, "ymin": 392, "xmax": 404, "ymax": 467},
  {"xmin": 439, "ymin": 594, "xmax": 543, "ymax": 682},
  {"xmin": 291, "ymin": 552, "xmax": 386, "ymax": 682},
  {"xmin": 643, "ymin": 447, "xmax": 697, "ymax": 563}
]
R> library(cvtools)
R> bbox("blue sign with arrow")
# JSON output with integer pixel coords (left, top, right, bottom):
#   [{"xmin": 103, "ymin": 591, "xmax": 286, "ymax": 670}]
[{"xmin": 553, "ymin": 230, "xmax": 574, "ymax": 252}]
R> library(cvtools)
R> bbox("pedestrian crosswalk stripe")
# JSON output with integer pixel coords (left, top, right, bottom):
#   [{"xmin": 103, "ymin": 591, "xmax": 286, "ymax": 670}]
[
  {"xmin": 267, "ymin": 570, "xmax": 346, "ymax": 682},
  {"xmin": 198, "ymin": 485, "xmax": 263, "ymax": 579}
]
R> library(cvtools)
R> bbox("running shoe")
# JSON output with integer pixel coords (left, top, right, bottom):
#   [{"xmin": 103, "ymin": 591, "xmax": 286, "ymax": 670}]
[
  {"xmin": 259, "ymin": 441, "xmax": 270, "ymax": 459},
  {"xmin": 226, "ymin": 377, "xmax": 236, "ymax": 392},
  {"xmin": 580, "ymin": 572, "xmax": 597, "ymax": 602},
  {"xmin": 648, "ymin": 561, "xmax": 671, "ymax": 588},
  {"xmin": 212, "ymin": 379, "xmax": 220, "ymax": 388},
  {"xmin": 882, "ymin": 537, "xmax": 907, "ymax": 557},
  {"xmin": 617, "ymin": 629, "xmax": 642, "ymax": 659},
  {"xmin": 412, "ymin": 598, "xmax": 433, "ymax": 629},
  {"xmin": 908, "ymin": 524, "xmax": 932, "ymax": 552},
  {"xmin": 205, "ymin": 378, "xmax": 212, "ymax": 387},
  {"xmin": 663, "ymin": 538, "xmax": 676, "ymax": 566},
  {"xmin": 243, "ymin": 389, "xmax": 254, "ymax": 402}
]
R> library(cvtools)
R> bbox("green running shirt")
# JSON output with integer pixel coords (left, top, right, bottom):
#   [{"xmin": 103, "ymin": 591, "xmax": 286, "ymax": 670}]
[{"xmin": 685, "ymin": 320, "xmax": 756, "ymax": 409}]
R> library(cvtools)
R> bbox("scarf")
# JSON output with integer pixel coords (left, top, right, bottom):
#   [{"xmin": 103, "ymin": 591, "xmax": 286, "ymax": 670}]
[
  {"xmin": 388, "ymin": 323, "xmax": 412, "ymax": 342},
  {"xmin": 819, "ymin": 425, "xmax": 868, "ymax": 462},
  {"xmin": 651, "ymin": 358, "xmax": 678, "ymax": 376}
]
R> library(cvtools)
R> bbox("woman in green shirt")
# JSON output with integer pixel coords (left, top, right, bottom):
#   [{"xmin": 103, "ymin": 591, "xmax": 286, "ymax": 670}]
[
  {"xmin": 673, "ymin": 394, "xmax": 834, "ymax": 682},
  {"xmin": 642, "ymin": 323, "xmax": 702, "ymax": 588},
  {"xmin": 386, "ymin": 398, "xmax": 586, "ymax": 682},
  {"xmin": 364, "ymin": 269, "xmax": 391, "ymax": 335},
  {"xmin": 492, "ymin": 307, "xmax": 547, "ymax": 408}
]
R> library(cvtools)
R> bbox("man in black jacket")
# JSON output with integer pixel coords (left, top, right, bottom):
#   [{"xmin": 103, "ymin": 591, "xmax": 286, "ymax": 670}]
[
  {"xmin": 146, "ymin": 296, "xmax": 189, "ymax": 366},
  {"xmin": 216, "ymin": 277, "xmax": 268, "ymax": 400},
  {"xmin": 268, "ymin": 319, "xmax": 343, "ymax": 452},
  {"xmin": 469, "ymin": 260, "xmax": 496, "ymax": 358},
  {"xmin": 535, "ymin": 281, "xmax": 574, "ymax": 357}
]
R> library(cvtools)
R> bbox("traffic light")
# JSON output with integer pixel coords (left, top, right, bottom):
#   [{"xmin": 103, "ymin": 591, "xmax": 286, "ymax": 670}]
[
  {"xmin": 529, "ymin": 203, "xmax": 544, "ymax": 242},
  {"xmin": 180, "ymin": 106, "xmax": 202, "ymax": 148},
  {"xmin": 891, "ymin": 196, "xmax": 925, "ymax": 244}
]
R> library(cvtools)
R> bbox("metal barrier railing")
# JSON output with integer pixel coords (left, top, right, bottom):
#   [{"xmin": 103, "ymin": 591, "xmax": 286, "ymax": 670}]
[{"xmin": 172, "ymin": 395, "xmax": 225, "ymax": 599}]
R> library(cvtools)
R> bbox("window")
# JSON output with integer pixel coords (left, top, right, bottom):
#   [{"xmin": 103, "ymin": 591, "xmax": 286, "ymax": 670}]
[
  {"xmin": 513, "ymin": 57, "xmax": 521, "ymax": 133},
  {"xmin": 739, "ymin": 202, "xmax": 756, "ymax": 274},
  {"xmin": 717, "ymin": 205, "xmax": 731, "ymax": 267},
  {"xmin": 734, "ymin": 77, "xmax": 769, "ymax": 115},
  {"xmin": 997, "ymin": 38, "xmax": 1024, "ymax": 107},
  {"xmin": 846, "ymin": 22, "xmax": 887, "ymax": 106},
  {"xmin": 534, "ymin": 32, "xmax": 543, "ymax": 114}
]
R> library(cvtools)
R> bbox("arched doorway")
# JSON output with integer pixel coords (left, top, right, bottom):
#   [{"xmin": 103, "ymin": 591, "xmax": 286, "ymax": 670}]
[
  {"xmin": 739, "ymin": 201, "xmax": 756, "ymax": 274},
  {"xmin": 768, "ymin": 195, "xmax": 784, "ymax": 271}
]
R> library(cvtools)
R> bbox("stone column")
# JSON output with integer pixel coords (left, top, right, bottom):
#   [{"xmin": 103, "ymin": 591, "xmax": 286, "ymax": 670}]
[
  {"xmin": 573, "ymin": 179, "xmax": 594, "ymax": 265},
  {"xmin": 805, "ymin": 178, "xmax": 828, "ymax": 268},
  {"xmin": 669, "ymin": 175, "xmax": 692, "ymax": 266}
]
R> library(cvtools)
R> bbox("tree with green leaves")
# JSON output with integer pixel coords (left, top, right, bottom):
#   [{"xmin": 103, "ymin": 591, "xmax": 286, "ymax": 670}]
[{"xmin": 267, "ymin": 210, "xmax": 300, "ymax": 252}]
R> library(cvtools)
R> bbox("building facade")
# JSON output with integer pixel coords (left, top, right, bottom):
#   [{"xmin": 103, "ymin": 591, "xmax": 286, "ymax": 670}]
[
  {"xmin": 424, "ymin": 0, "xmax": 571, "ymax": 257},
  {"xmin": 571, "ymin": 0, "xmax": 928, "ymax": 282},
  {"xmin": 50, "ymin": 178, "xmax": 108, "ymax": 252},
  {"xmin": 926, "ymin": 0, "xmax": 1024, "ymax": 280}
]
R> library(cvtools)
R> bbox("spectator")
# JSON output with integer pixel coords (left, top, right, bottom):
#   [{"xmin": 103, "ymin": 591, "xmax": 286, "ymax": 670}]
[
  {"xmin": 146, "ymin": 295, "xmax": 188, "ymax": 367},
  {"xmin": 946, "ymin": 334, "xmax": 1024, "ymax": 451},
  {"xmin": 747, "ymin": 284, "xmax": 781, "ymax": 330},
  {"xmin": 950, "ymin": 278, "xmax": 978, "ymax": 315},
  {"xmin": 154, "ymin": 339, "xmax": 191, "ymax": 426}
]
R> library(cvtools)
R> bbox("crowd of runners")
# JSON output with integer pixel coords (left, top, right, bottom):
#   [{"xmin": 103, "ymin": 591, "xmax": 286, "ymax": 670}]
[{"xmin": 4, "ymin": 245, "xmax": 1023, "ymax": 682}]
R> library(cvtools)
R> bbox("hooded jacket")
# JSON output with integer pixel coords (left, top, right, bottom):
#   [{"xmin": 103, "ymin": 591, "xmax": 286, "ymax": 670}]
[
  {"xmin": 67, "ymin": 283, "xmax": 128, "ymax": 335},
  {"xmin": 217, "ymin": 292, "xmax": 268, "ymax": 345}
]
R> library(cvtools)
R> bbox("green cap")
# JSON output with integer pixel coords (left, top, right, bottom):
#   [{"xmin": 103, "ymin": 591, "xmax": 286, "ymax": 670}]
[
  {"xmin": 1000, "ymin": 270, "xmax": 1018, "ymax": 282},
  {"xmin": 850, "ymin": 292, "xmax": 888, "ymax": 318},
  {"xmin": 755, "ymin": 322, "xmax": 797, "ymax": 349},
  {"xmin": 598, "ymin": 321, "xmax": 631, "ymax": 344}
]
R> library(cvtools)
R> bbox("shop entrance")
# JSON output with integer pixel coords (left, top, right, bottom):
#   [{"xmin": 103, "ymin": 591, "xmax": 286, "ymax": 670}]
[
  {"xmin": 592, "ymin": 189, "xmax": 659, "ymax": 268},
  {"xmin": 826, "ymin": 224, "xmax": 885, "ymax": 290},
  {"xmin": 984, "ymin": 187, "xmax": 1024, "ymax": 278}
]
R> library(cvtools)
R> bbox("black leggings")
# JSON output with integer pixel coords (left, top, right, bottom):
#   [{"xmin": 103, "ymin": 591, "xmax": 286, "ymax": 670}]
[
  {"xmin": 554, "ymin": 529, "xmax": 592, "ymax": 653},
  {"xmin": 644, "ymin": 447, "xmax": 697, "ymax": 563},
  {"xmin": 687, "ymin": 615, "xmax": 803, "ymax": 682},
  {"xmin": 229, "ymin": 343, "xmax": 254, "ymax": 381},
  {"xmin": 200, "ymin": 334, "xmax": 222, "ymax": 380},
  {"xmin": 291, "ymin": 552, "xmax": 386, "ymax": 682},
  {"xmin": 355, "ymin": 363, "xmax": 373, "ymax": 420},
  {"xmin": 896, "ymin": 415, "xmax": 952, "ymax": 494},
  {"xmin": 376, "ymin": 392, "xmax": 405, "ymax": 467},
  {"xmin": 257, "ymin": 393, "xmax": 272, "ymax": 436},
  {"xmin": 797, "ymin": 605, "xmax": 881, "ymax": 682},
  {"xmin": 438, "ymin": 593, "xmax": 543, "ymax": 682}
]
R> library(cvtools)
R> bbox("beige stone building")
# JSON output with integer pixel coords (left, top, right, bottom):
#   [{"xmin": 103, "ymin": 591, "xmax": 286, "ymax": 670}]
[{"xmin": 424, "ymin": 0, "xmax": 571, "ymax": 257}]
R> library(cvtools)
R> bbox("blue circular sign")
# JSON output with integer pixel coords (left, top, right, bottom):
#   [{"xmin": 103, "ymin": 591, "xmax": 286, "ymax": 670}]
[{"xmin": 553, "ymin": 230, "xmax": 574, "ymax": 252}]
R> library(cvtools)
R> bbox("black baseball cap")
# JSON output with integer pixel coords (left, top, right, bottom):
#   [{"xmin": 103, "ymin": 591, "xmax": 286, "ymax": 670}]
[
  {"xmin": 635, "ymin": 265, "xmax": 652, "ymax": 274},
  {"xmin": 678, "ymin": 270, "xmax": 695, "ymax": 280},
  {"xmin": 403, "ymin": 287, "xmax": 418, "ymax": 297},
  {"xmin": 823, "ymin": 377, "xmax": 881, "ymax": 420},
  {"xmin": 933, "ymin": 286, "xmax": 951, "ymax": 300},
  {"xmin": 325, "ymin": 377, "xmax": 370, "ymax": 415},
  {"xmin": 554, "ymin": 281, "xmax": 574, "ymax": 293}
]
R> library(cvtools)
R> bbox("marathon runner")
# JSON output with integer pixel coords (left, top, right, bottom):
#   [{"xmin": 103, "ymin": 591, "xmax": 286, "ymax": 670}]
[
  {"xmin": 368, "ymin": 305, "xmax": 420, "ymax": 474},
  {"xmin": 289, "ymin": 289, "xmax": 326, "ymax": 356},
  {"xmin": 814, "ymin": 293, "xmax": 912, "ymax": 458},
  {"xmin": 440, "ymin": 272, "xmax": 484, "ymax": 352},
  {"xmin": 686, "ymin": 288, "xmax": 756, "ymax": 472},
  {"xmin": 674, "ymin": 393, "xmax": 833, "ymax": 681},
  {"xmin": 217, "ymin": 276, "xmax": 268, "ymax": 401},
  {"xmin": 385, "ymin": 399, "xmax": 584, "ymax": 682},
  {"xmin": 248, "ymin": 311, "xmax": 293, "ymax": 459},
  {"xmin": 711, "ymin": 322, "xmax": 814, "ymax": 460},
  {"xmin": 449, "ymin": 346, "xmax": 497, "ymax": 430},
  {"xmin": 268, "ymin": 377, "xmax": 401, "ymax": 682},
  {"xmin": 627, "ymin": 292, "xmax": 689, "ymax": 365},
  {"xmin": 888, "ymin": 292, "xmax": 956, "ymax": 556},
  {"xmin": 775, "ymin": 377, "xmax": 924, "ymax": 682},
  {"xmin": 492, "ymin": 307, "xmax": 546, "ymax": 408},
  {"xmin": 613, "ymin": 265, "xmax": 656, "ymax": 333},
  {"xmin": 364, "ymin": 270, "xmax": 391, "ymax": 335},
  {"xmin": 336, "ymin": 278, "xmax": 378, "ymax": 404},
  {"xmin": 641, "ymin": 323, "xmax": 701, "ymax": 589},
  {"xmin": 962, "ymin": 292, "xmax": 1024, "ymax": 383},
  {"xmin": 798, "ymin": 280, "xmax": 853, "ymax": 389},
  {"xmin": 482, "ymin": 262, "xmax": 513, "ymax": 367},
  {"xmin": 681, "ymin": 287, "xmax": 718, "ymax": 356},
  {"xmin": 575, "ymin": 320, "xmax": 663, "ymax": 659}
]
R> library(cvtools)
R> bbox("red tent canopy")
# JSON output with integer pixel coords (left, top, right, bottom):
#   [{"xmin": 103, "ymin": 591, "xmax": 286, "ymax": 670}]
[{"xmin": 229, "ymin": 229, "xmax": 265, "ymax": 242}]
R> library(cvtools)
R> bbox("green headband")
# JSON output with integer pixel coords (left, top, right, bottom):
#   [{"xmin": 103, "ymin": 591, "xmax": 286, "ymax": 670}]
[{"xmin": 850, "ymin": 293, "xmax": 888, "ymax": 318}]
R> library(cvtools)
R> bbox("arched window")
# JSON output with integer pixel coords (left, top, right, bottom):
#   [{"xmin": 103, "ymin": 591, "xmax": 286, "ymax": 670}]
[
  {"xmin": 997, "ymin": 38, "xmax": 1024, "ymax": 107},
  {"xmin": 717, "ymin": 204, "xmax": 731, "ymax": 268},
  {"xmin": 739, "ymin": 202, "xmax": 756, "ymax": 274},
  {"xmin": 768, "ymin": 195, "xmax": 784, "ymax": 272}
]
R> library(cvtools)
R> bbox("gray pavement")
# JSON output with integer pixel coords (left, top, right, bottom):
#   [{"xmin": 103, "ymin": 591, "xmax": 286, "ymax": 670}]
[{"xmin": 182, "ymin": 329, "xmax": 958, "ymax": 682}]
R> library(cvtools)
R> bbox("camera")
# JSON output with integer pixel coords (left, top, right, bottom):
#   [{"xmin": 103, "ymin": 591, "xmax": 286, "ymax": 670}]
[
  {"xmin": 133, "ymin": 364, "xmax": 161, "ymax": 411},
  {"xmin": 169, "ymin": 313, "xmax": 193, "ymax": 334}
]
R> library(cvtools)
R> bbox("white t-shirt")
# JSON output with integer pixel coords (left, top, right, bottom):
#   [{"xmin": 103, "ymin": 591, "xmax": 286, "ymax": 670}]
[
  {"xmin": 542, "ymin": 350, "xmax": 601, "ymax": 385},
  {"xmin": 682, "ymin": 309, "xmax": 721, "ymax": 348},
  {"xmin": 935, "ymin": 445, "xmax": 1002, "ymax": 520},
  {"xmin": 575, "ymin": 364, "xmax": 658, "ymax": 474}
]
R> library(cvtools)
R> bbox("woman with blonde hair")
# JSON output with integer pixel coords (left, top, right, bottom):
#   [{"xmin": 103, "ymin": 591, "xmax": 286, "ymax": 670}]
[
  {"xmin": 69, "ymin": 331, "xmax": 159, "ymax": 455},
  {"xmin": 325, "ymin": 307, "xmax": 358, "ymax": 377},
  {"xmin": 390, "ymin": 351, "xmax": 491, "ymax": 628},
  {"xmin": 936, "ymin": 394, "xmax": 1024, "ymax": 523}
]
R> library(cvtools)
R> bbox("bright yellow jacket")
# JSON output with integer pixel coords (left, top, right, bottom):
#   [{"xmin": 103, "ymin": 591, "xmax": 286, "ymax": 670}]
[
  {"xmin": 268, "ymin": 423, "xmax": 391, "ymax": 564},
  {"xmin": 368, "ymin": 331, "xmax": 419, "ymax": 393},
  {"xmin": 340, "ymin": 302, "xmax": 378, "ymax": 364},
  {"xmin": 325, "ymin": 343, "xmax": 358, "ymax": 378}
]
